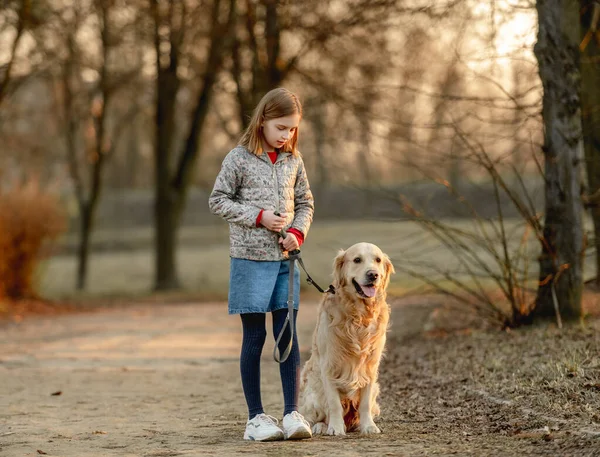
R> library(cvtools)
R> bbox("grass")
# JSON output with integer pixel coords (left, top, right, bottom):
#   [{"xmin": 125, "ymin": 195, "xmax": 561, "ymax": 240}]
[
  {"xmin": 38, "ymin": 218, "xmax": 596, "ymax": 307},
  {"xmin": 379, "ymin": 304, "xmax": 600, "ymax": 455}
]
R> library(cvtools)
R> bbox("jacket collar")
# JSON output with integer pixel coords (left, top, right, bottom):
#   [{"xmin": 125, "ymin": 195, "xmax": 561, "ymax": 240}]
[
  {"xmin": 239, "ymin": 145, "xmax": 292, "ymax": 164},
  {"xmin": 275, "ymin": 151, "xmax": 291, "ymax": 163},
  {"xmin": 255, "ymin": 149, "xmax": 292, "ymax": 164}
]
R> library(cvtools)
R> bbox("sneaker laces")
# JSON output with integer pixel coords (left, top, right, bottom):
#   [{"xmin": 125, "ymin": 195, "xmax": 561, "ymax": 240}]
[
  {"xmin": 255, "ymin": 413, "xmax": 280, "ymax": 426},
  {"xmin": 287, "ymin": 411, "xmax": 310, "ymax": 427}
]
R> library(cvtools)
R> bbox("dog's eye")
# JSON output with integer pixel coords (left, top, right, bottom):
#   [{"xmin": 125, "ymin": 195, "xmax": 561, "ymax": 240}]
[
  {"xmin": 353, "ymin": 257, "xmax": 361, "ymax": 264},
  {"xmin": 375, "ymin": 257, "xmax": 381, "ymax": 263}
]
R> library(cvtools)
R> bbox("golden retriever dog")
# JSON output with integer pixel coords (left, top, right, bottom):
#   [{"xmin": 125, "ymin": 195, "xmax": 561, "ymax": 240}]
[{"xmin": 299, "ymin": 242, "xmax": 394, "ymax": 436}]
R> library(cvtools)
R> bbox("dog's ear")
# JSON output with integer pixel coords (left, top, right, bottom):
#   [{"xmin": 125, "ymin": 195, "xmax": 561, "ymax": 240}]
[
  {"xmin": 383, "ymin": 253, "xmax": 395, "ymax": 289},
  {"xmin": 333, "ymin": 249, "xmax": 346, "ymax": 286}
]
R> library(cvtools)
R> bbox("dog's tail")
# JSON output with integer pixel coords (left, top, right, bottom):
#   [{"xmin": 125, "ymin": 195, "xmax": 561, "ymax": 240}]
[{"xmin": 342, "ymin": 399, "xmax": 359, "ymax": 432}]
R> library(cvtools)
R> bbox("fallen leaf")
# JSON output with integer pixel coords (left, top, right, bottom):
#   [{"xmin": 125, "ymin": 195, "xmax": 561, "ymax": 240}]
[{"xmin": 92, "ymin": 430, "xmax": 107, "ymax": 435}]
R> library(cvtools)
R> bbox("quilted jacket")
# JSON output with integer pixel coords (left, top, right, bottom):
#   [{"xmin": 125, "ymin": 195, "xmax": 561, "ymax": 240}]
[{"xmin": 209, "ymin": 145, "xmax": 314, "ymax": 261}]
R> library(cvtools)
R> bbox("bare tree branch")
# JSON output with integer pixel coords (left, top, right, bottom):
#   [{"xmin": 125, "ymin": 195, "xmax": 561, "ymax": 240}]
[{"xmin": 0, "ymin": 0, "xmax": 30, "ymax": 106}]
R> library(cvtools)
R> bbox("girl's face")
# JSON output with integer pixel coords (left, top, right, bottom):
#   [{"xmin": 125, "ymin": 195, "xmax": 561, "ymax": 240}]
[{"xmin": 261, "ymin": 113, "xmax": 301, "ymax": 152}]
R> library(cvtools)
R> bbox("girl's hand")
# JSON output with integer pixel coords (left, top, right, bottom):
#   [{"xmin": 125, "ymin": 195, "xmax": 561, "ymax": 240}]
[
  {"xmin": 279, "ymin": 233, "xmax": 299, "ymax": 252},
  {"xmin": 261, "ymin": 210, "xmax": 287, "ymax": 232}
]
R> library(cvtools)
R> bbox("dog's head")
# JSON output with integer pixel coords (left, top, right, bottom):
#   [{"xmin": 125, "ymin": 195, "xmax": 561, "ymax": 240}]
[{"xmin": 333, "ymin": 242, "xmax": 395, "ymax": 301}]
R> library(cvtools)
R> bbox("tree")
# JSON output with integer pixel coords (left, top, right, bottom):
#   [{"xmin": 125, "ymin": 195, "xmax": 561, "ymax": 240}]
[
  {"xmin": 55, "ymin": 1, "xmax": 141, "ymax": 290},
  {"xmin": 533, "ymin": 0, "xmax": 585, "ymax": 322},
  {"xmin": 580, "ymin": 1, "xmax": 600, "ymax": 287},
  {"xmin": 151, "ymin": 0, "xmax": 235, "ymax": 290}
]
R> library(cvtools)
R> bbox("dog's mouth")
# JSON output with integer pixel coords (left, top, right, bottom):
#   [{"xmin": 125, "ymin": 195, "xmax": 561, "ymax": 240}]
[{"xmin": 352, "ymin": 279, "xmax": 377, "ymax": 298}]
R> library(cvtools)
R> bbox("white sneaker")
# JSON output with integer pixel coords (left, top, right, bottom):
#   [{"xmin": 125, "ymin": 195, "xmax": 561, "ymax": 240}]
[
  {"xmin": 282, "ymin": 411, "xmax": 312, "ymax": 440},
  {"xmin": 243, "ymin": 413, "xmax": 284, "ymax": 441}
]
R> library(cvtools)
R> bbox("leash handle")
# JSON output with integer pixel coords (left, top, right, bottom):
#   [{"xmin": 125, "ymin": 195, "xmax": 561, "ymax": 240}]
[
  {"xmin": 274, "ymin": 212, "xmax": 301, "ymax": 256},
  {"xmin": 274, "ymin": 212, "xmax": 288, "ymax": 239}
]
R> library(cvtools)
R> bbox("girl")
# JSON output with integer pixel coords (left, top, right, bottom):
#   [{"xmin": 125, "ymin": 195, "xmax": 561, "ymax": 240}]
[{"xmin": 209, "ymin": 88, "xmax": 314, "ymax": 441}]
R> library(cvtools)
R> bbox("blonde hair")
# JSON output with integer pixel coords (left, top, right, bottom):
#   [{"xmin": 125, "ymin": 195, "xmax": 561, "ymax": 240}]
[{"xmin": 239, "ymin": 87, "xmax": 302, "ymax": 156}]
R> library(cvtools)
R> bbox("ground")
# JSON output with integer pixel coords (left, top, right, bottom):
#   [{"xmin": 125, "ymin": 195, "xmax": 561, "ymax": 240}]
[{"xmin": 1, "ymin": 299, "xmax": 599, "ymax": 457}]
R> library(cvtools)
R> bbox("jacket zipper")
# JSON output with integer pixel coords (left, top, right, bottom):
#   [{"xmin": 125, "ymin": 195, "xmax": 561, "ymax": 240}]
[{"xmin": 273, "ymin": 159, "xmax": 280, "ymax": 214}]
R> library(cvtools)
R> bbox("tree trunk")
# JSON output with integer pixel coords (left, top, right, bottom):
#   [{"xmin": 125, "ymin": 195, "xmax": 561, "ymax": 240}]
[
  {"xmin": 125, "ymin": 118, "xmax": 140, "ymax": 188},
  {"xmin": 153, "ymin": 68, "xmax": 180, "ymax": 290},
  {"xmin": 75, "ymin": 147, "xmax": 107, "ymax": 290},
  {"xmin": 511, "ymin": 62, "xmax": 527, "ymax": 188},
  {"xmin": 357, "ymin": 111, "xmax": 373, "ymax": 184},
  {"xmin": 429, "ymin": 65, "xmax": 462, "ymax": 190},
  {"xmin": 154, "ymin": 187, "xmax": 182, "ymax": 290},
  {"xmin": 64, "ymin": 3, "xmax": 110, "ymax": 292},
  {"xmin": 534, "ymin": 0, "xmax": 584, "ymax": 322},
  {"xmin": 76, "ymin": 203, "xmax": 92, "ymax": 290},
  {"xmin": 448, "ymin": 134, "xmax": 463, "ymax": 190},
  {"xmin": 580, "ymin": 1, "xmax": 600, "ymax": 286},
  {"xmin": 357, "ymin": 107, "xmax": 375, "ymax": 211},
  {"xmin": 307, "ymin": 98, "xmax": 328, "ymax": 201}
]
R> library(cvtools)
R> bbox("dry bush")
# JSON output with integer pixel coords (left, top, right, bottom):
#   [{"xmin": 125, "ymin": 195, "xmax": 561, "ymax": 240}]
[
  {"xmin": 390, "ymin": 129, "xmax": 546, "ymax": 329},
  {"xmin": 0, "ymin": 182, "xmax": 66, "ymax": 299}
]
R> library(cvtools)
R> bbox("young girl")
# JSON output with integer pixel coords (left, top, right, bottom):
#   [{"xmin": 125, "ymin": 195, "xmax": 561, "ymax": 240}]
[{"xmin": 209, "ymin": 88, "xmax": 314, "ymax": 441}]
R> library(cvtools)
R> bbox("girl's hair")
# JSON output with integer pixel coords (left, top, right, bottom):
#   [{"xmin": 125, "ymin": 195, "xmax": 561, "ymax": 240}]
[{"xmin": 239, "ymin": 87, "xmax": 302, "ymax": 156}]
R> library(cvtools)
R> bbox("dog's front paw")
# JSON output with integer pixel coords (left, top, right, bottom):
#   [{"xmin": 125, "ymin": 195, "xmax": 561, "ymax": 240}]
[
  {"xmin": 326, "ymin": 420, "xmax": 346, "ymax": 436},
  {"xmin": 312, "ymin": 422, "xmax": 327, "ymax": 435},
  {"xmin": 359, "ymin": 422, "xmax": 381, "ymax": 435}
]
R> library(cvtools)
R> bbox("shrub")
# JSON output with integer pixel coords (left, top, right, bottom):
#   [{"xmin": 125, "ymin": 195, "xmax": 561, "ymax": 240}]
[
  {"xmin": 390, "ymin": 129, "xmax": 546, "ymax": 329},
  {"xmin": 0, "ymin": 182, "xmax": 66, "ymax": 299}
]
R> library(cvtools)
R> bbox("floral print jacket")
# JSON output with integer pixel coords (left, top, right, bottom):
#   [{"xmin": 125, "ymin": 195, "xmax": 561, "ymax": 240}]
[{"xmin": 209, "ymin": 146, "xmax": 314, "ymax": 261}]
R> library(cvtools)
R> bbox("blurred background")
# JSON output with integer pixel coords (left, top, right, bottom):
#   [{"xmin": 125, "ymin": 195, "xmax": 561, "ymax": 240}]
[{"xmin": 1, "ymin": 0, "xmax": 560, "ymax": 323}]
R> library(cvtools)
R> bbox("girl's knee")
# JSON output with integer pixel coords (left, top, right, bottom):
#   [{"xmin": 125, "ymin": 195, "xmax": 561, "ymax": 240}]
[{"xmin": 247, "ymin": 328, "xmax": 267, "ymax": 346}]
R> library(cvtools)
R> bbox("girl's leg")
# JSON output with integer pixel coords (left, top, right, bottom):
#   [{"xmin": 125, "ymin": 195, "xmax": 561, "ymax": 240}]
[
  {"xmin": 240, "ymin": 312, "xmax": 267, "ymax": 419},
  {"xmin": 272, "ymin": 308, "xmax": 300, "ymax": 416}
]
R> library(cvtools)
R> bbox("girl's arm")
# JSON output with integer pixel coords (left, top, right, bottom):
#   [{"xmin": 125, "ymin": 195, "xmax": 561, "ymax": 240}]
[
  {"xmin": 209, "ymin": 151, "xmax": 261, "ymax": 227},
  {"xmin": 290, "ymin": 158, "xmax": 315, "ymax": 237}
]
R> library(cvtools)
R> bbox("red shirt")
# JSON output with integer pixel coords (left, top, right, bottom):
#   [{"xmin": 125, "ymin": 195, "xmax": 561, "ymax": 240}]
[{"xmin": 255, "ymin": 151, "xmax": 305, "ymax": 246}]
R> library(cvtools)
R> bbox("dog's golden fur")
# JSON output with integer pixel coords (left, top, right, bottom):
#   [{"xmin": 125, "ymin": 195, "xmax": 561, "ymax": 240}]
[{"xmin": 299, "ymin": 242, "xmax": 394, "ymax": 435}]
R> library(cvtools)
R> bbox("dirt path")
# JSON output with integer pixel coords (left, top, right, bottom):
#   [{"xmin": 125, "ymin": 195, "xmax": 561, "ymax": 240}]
[
  {"xmin": 2, "ymin": 301, "xmax": 599, "ymax": 457},
  {"xmin": 0, "ymin": 301, "xmax": 429, "ymax": 457}
]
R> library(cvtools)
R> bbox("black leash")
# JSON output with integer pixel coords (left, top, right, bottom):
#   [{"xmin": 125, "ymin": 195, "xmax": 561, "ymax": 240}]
[
  {"xmin": 295, "ymin": 255, "xmax": 335, "ymax": 295},
  {"xmin": 272, "ymin": 224, "xmax": 334, "ymax": 364}
]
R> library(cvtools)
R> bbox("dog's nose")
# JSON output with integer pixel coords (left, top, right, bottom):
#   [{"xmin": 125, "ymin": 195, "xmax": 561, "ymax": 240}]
[{"xmin": 367, "ymin": 270, "xmax": 379, "ymax": 282}]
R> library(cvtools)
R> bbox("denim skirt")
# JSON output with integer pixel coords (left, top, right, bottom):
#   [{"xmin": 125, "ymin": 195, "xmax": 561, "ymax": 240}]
[{"xmin": 228, "ymin": 258, "xmax": 301, "ymax": 315}]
